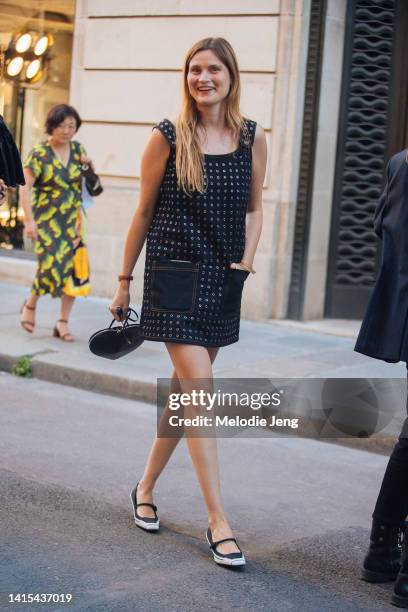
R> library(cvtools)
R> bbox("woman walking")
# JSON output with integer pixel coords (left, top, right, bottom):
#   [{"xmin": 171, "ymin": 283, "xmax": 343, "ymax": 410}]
[
  {"xmin": 355, "ymin": 148, "xmax": 408, "ymax": 608},
  {"xmin": 20, "ymin": 104, "xmax": 93, "ymax": 342},
  {"xmin": 109, "ymin": 37, "xmax": 266, "ymax": 566}
]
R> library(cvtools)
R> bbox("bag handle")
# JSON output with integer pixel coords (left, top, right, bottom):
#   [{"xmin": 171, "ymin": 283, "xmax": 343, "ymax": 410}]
[
  {"xmin": 108, "ymin": 308, "xmax": 140, "ymax": 346},
  {"xmin": 108, "ymin": 307, "xmax": 139, "ymax": 329}
]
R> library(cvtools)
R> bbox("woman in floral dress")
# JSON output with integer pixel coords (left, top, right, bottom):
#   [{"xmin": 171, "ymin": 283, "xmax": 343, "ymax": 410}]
[{"xmin": 19, "ymin": 104, "xmax": 93, "ymax": 341}]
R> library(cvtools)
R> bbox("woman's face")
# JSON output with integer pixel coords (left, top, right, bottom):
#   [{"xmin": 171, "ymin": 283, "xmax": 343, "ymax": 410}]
[
  {"xmin": 51, "ymin": 115, "xmax": 77, "ymax": 143},
  {"xmin": 187, "ymin": 50, "xmax": 231, "ymax": 108}
]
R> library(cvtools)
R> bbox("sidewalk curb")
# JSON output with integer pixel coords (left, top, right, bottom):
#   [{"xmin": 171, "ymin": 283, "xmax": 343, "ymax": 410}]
[
  {"xmin": 0, "ymin": 351, "xmax": 157, "ymax": 405},
  {"xmin": 0, "ymin": 352, "xmax": 17, "ymax": 374}
]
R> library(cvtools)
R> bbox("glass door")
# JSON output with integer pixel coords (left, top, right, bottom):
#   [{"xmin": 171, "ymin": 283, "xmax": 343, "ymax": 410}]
[{"xmin": 0, "ymin": 0, "xmax": 75, "ymax": 252}]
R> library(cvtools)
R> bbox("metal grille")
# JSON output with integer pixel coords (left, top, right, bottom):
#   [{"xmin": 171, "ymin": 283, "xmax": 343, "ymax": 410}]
[{"xmin": 325, "ymin": 0, "xmax": 394, "ymax": 317}]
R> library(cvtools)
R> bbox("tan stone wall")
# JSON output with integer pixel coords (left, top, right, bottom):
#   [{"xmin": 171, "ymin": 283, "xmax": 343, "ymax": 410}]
[{"xmin": 70, "ymin": 0, "xmax": 307, "ymax": 318}]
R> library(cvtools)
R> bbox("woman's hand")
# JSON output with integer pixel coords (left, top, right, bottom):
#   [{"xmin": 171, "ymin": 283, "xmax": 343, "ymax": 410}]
[
  {"xmin": 80, "ymin": 154, "xmax": 94, "ymax": 169},
  {"xmin": 230, "ymin": 261, "xmax": 254, "ymax": 273},
  {"xmin": 109, "ymin": 283, "xmax": 131, "ymax": 321},
  {"xmin": 25, "ymin": 219, "xmax": 38, "ymax": 241},
  {"xmin": 230, "ymin": 262, "xmax": 248, "ymax": 271}
]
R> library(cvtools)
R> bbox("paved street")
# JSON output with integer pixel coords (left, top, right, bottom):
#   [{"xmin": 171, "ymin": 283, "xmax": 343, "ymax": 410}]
[{"xmin": 0, "ymin": 373, "xmax": 400, "ymax": 611}]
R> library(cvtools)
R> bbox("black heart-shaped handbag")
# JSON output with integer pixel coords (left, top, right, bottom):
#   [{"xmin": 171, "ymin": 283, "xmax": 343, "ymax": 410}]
[{"xmin": 88, "ymin": 308, "xmax": 144, "ymax": 360}]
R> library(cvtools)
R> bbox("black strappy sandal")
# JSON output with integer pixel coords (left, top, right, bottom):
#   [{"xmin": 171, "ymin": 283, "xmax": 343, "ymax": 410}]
[
  {"xmin": 130, "ymin": 482, "xmax": 160, "ymax": 532},
  {"xmin": 206, "ymin": 527, "xmax": 246, "ymax": 567},
  {"xmin": 20, "ymin": 300, "xmax": 36, "ymax": 334}
]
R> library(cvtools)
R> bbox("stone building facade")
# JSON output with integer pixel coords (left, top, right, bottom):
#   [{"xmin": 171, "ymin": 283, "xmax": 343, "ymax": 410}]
[{"xmin": 1, "ymin": 0, "xmax": 406, "ymax": 322}]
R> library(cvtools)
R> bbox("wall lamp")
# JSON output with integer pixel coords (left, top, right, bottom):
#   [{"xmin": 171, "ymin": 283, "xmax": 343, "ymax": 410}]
[{"xmin": 4, "ymin": 32, "xmax": 53, "ymax": 84}]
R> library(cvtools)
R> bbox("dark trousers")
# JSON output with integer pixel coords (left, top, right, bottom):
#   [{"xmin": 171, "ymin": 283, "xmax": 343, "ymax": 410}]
[{"xmin": 372, "ymin": 364, "xmax": 408, "ymax": 527}]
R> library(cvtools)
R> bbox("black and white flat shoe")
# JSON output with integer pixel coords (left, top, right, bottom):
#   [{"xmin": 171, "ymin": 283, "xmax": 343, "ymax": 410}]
[
  {"xmin": 206, "ymin": 527, "xmax": 246, "ymax": 567},
  {"xmin": 130, "ymin": 483, "xmax": 159, "ymax": 532}
]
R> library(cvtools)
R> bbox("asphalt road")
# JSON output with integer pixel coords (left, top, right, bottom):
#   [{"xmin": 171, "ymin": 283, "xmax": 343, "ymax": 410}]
[{"xmin": 0, "ymin": 373, "xmax": 398, "ymax": 611}]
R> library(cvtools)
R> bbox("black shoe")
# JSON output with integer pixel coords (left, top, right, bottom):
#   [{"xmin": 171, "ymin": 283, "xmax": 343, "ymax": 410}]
[
  {"xmin": 361, "ymin": 519, "xmax": 404, "ymax": 583},
  {"xmin": 393, "ymin": 528, "xmax": 408, "ymax": 608},
  {"xmin": 130, "ymin": 483, "xmax": 159, "ymax": 532},
  {"xmin": 206, "ymin": 527, "xmax": 245, "ymax": 567}
]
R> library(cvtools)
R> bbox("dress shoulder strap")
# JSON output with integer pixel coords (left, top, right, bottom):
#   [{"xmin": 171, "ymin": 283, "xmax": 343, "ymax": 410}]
[
  {"xmin": 153, "ymin": 118, "xmax": 176, "ymax": 149},
  {"xmin": 243, "ymin": 119, "xmax": 257, "ymax": 147}
]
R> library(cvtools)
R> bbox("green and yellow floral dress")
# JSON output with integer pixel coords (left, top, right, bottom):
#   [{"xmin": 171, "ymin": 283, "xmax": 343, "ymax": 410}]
[{"xmin": 24, "ymin": 140, "xmax": 90, "ymax": 298}]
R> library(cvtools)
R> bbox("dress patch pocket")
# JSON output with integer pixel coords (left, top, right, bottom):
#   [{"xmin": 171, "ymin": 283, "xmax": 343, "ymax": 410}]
[
  {"xmin": 221, "ymin": 268, "xmax": 249, "ymax": 316},
  {"xmin": 151, "ymin": 260, "xmax": 199, "ymax": 313}
]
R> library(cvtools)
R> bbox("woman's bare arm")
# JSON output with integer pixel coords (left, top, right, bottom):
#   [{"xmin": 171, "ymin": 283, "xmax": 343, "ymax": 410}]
[
  {"xmin": 109, "ymin": 129, "xmax": 171, "ymax": 319},
  {"xmin": 19, "ymin": 168, "xmax": 37, "ymax": 240},
  {"xmin": 235, "ymin": 124, "xmax": 267, "ymax": 271}
]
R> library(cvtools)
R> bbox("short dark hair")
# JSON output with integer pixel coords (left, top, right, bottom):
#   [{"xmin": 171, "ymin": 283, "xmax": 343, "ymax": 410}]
[{"xmin": 45, "ymin": 104, "xmax": 82, "ymax": 135}]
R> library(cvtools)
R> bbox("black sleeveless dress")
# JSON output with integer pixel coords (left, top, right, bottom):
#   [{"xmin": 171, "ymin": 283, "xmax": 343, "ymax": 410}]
[{"xmin": 140, "ymin": 118, "xmax": 257, "ymax": 347}]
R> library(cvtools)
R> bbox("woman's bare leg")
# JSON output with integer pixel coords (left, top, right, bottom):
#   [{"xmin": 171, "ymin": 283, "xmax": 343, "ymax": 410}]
[
  {"xmin": 137, "ymin": 348, "xmax": 219, "ymax": 518},
  {"xmin": 58, "ymin": 294, "xmax": 75, "ymax": 339},
  {"xmin": 136, "ymin": 370, "xmax": 184, "ymax": 518},
  {"xmin": 26, "ymin": 293, "xmax": 39, "ymax": 308},
  {"xmin": 21, "ymin": 293, "xmax": 39, "ymax": 328},
  {"xmin": 163, "ymin": 342, "xmax": 240, "ymax": 555}
]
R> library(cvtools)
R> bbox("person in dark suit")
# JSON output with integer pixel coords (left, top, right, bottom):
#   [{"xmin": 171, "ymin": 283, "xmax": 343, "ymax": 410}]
[
  {"xmin": 0, "ymin": 114, "xmax": 25, "ymax": 190},
  {"xmin": 355, "ymin": 149, "xmax": 408, "ymax": 608}
]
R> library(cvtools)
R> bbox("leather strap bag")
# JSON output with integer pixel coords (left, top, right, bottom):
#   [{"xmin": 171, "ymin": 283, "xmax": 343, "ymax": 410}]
[{"xmin": 88, "ymin": 308, "xmax": 144, "ymax": 360}]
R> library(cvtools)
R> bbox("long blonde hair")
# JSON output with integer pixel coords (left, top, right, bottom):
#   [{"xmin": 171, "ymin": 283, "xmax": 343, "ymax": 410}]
[{"xmin": 175, "ymin": 37, "xmax": 249, "ymax": 195}]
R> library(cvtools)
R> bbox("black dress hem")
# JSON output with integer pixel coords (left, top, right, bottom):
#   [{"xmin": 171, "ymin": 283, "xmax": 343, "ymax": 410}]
[{"xmin": 141, "ymin": 334, "xmax": 239, "ymax": 348}]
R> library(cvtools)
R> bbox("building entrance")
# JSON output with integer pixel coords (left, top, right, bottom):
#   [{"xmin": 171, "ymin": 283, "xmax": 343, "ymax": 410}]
[
  {"xmin": 325, "ymin": 0, "xmax": 408, "ymax": 318},
  {"xmin": 0, "ymin": 0, "xmax": 75, "ymax": 251}
]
